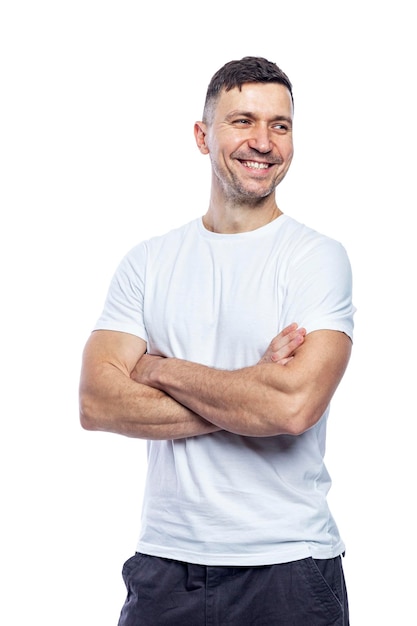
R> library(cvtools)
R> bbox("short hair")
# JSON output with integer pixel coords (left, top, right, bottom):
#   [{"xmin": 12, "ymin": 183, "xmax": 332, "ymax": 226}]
[{"xmin": 203, "ymin": 56, "xmax": 293, "ymax": 123}]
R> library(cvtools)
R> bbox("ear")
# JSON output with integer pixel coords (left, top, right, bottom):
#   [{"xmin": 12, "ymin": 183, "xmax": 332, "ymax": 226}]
[{"xmin": 194, "ymin": 121, "xmax": 210, "ymax": 155}]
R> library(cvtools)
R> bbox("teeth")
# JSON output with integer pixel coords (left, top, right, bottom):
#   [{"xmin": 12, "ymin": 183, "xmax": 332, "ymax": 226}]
[{"xmin": 243, "ymin": 161, "xmax": 269, "ymax": 169}]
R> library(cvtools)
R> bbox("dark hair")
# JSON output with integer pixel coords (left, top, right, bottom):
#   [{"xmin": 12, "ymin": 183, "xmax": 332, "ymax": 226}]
[{"xmin": 203, "ymin": 56, "xmax": 293, "ymax": 123}]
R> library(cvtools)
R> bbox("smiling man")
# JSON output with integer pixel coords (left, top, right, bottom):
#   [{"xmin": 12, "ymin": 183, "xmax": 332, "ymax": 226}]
[
  {"xmin": 197, "ymin": 81, "xmax": 294, "ymax": 212},
  {"xmin": 79, "ymin": 57, "xmax": 355, "ymax": 625}
]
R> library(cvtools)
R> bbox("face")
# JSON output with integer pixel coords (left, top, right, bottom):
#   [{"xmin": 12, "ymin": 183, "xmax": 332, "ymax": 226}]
[{"xmin": 195, "ymin": 82, "xmax": 294, "ymax": 203}]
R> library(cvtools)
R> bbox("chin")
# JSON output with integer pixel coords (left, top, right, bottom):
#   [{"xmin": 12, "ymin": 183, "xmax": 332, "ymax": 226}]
[{"xmin": 240, "ymin": 186, "xmax": 275, "ymax": 200}]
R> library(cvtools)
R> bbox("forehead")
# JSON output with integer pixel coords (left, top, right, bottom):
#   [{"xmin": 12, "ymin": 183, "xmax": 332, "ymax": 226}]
[{"xmin": 214, "ymin": 82, "xmax": 293, "ymax": 120}]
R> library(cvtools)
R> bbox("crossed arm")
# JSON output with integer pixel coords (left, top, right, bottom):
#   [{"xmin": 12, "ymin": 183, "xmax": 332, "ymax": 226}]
[{"xmin": 79, "ymin": 323, "xmax": 351, "ymax": 439}]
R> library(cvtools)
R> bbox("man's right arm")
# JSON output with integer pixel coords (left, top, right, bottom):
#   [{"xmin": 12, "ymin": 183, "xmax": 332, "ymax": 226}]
[
  {"xmin": 79, "ymin": 329, "xmax": 220, "ymax": 440},
  {"xmin": 79, "ymin": 324, "xmax": 305, "ymax": 440}
]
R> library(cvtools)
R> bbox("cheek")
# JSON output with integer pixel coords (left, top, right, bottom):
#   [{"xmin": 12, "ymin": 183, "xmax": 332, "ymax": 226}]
[
  {"xmin": 280, "ymin": 143, "xmax": 294, "ymax": 165},
  {"xmin": 209, "ymin": 130, "xmax": 242, "ymax": 154}
]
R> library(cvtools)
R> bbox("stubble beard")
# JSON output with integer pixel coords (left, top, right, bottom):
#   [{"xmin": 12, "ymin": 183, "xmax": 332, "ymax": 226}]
[
  {"xmin": 217, "ymin": 167, "xmax": 280, "ymax": 207},
  {"xmin": 211, "ymin": 152, "xmax": 286, "ymax": 207}
]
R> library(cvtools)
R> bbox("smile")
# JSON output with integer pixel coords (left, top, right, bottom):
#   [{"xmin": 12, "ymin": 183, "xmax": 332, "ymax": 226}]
[{"xmin": 241, "ymin": 160, "xmax": 271, "ymax": 170}]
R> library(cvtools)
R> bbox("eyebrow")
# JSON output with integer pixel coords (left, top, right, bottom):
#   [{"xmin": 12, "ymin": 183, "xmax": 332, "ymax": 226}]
[{"xmin": 225, "ymin": 111, "xmax": 293, "ymax": 127}]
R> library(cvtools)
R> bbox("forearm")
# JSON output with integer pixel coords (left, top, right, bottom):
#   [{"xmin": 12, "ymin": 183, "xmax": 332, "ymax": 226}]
[
  {"xmin": 139, "ymin": 358, "xmax": 301, "ymax": 436},
  {"xmin": 79, "ymin": 364, "xmax": 220, "ymax": 440},
  {"xmin": 135, "ymin": 331, "xmax": 351, "ymax": 437}
]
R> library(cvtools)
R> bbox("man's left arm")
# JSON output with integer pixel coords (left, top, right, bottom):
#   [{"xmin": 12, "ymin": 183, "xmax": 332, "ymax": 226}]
[{"xmin": 131, "ymin": 329, "xmax": 351, "ymax": 437}]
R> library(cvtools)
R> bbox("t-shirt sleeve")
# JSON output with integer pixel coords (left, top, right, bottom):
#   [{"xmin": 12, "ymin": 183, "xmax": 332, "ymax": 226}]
[
  {"xmin": 93, "ymin": 243, "xmax": 148, "ymax": 342},
  {"xmin": 282, "ymin": 236, "xmax": 355, "ymax": 341}
]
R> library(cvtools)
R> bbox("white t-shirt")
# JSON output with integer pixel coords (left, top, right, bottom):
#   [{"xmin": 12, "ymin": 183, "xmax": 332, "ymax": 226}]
[{"xmin": 95, "ymin": 214, "xmax": 355, "ymax": 565}]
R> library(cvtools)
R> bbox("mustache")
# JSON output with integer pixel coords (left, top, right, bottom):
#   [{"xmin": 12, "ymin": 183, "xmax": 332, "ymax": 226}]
[{"xmin": 231, "ymin": 150, "xmax": 284, "ymax": 165}]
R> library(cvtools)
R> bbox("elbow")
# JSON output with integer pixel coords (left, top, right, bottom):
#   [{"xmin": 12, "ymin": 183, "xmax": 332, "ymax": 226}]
[
  {"xmin": 79, "ymin": 413, "xmax": 96, "ymax": 432},
  {"xmin": 284, "ymin": 416, "xmax": 315, "ymax": 437},
  {"xmin": 279, "ymin": 395, "xmax": 327, "ymax": 437},
  {"xmin": 79, "ymin": 393, "xmax": 102, "ymax": 431},
  {"xmin": 79, "ymin": 410, "xmax": 95, "ymax": 432}
]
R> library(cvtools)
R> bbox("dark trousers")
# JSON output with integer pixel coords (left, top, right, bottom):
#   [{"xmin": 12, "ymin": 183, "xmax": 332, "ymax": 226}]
[{"xmin": 118, "ymin": 552, "xmax": 349, "ymax": 625}]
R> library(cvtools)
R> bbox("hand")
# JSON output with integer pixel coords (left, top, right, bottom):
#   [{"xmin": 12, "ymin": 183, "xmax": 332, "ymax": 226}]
[
  {"xmin": 130, "ymin": 353, "xmax": 165, "ymax": 385},
  {"xmin": 258, "ymin": 323, "xmax": 306, "ymax": 365}
]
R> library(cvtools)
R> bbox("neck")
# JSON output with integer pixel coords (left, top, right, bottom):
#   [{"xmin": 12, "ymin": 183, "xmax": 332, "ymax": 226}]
[{"xmin": 203, "ymin": 194, "xmax": 283, "ymax": 234}]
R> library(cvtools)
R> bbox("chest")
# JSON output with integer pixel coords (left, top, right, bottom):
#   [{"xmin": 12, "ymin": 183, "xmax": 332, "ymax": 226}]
[{"xmin": 142, "ymin": 238, "xmax": 288, "ymax": 367}]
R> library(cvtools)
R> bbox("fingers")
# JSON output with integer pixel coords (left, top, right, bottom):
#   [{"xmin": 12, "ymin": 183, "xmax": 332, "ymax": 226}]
[
  {"xmin": 258, "ymin": 323, "xmax": 306, "ymax": 365},
  {"xmin": 270, "ymin": 325, "xmax": 306, "ymax": 361},
  {"xmin": 280, "ymin": 322, "xmax": 299, "ymax": 336}
]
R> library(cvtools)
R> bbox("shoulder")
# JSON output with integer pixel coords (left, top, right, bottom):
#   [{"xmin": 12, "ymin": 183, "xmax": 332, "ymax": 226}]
[
  {"xmin": 118, "ymin": 219, "xmax": 200, "ymax": 272},
  {"xmin": 127, "ymin": 219, "xmax": 199, "ymax": 258},
  {"xmin": 281, "ymin": 215, "xmax": 346, "ymax": 250},
  {"xmin": 277, "ymin": 216, "xmax": 351, "ymax": 274}
]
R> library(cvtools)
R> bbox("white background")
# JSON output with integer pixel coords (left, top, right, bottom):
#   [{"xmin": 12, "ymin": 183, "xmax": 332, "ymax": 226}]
[{"xmin": 1, "ymin": 1, "xmax": 415, "ymax": 624}]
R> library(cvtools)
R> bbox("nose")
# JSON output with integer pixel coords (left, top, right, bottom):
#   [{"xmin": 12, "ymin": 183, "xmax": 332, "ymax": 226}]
[{"xmin": 247, "ymin": 124, "xmax": 272, "ymax": 153}]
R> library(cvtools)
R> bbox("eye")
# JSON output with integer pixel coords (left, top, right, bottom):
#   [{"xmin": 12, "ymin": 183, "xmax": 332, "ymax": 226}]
[
  {"xmin": 233, "ymin": 118, "xmax": 251, "ymax": 126},
  {"xmin": 271, "ymin": 123, "xmax": 289, "ymax": 134},
  {"xmin": 272, "ymin": 121, "xmax": 291, "ymax": 133}
]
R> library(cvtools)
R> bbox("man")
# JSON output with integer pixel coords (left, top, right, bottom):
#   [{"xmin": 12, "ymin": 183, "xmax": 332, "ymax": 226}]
[{"xmin": 79, "ymin": 56, "xmax": 355, "ymax": 625}]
